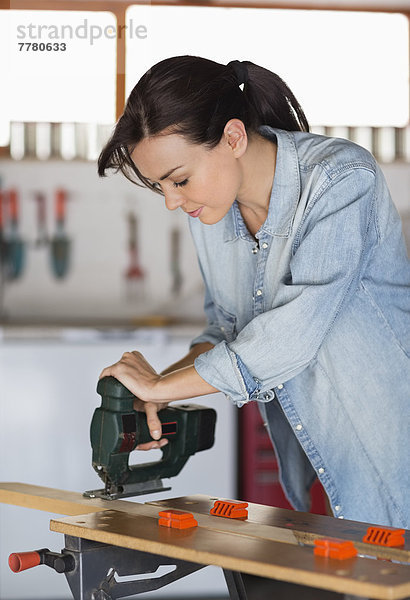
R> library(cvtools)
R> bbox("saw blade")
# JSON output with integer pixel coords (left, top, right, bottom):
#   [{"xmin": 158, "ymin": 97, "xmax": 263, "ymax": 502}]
[{"xmin": 83, "ymin": 479, "xmax": 171, "ymax": 500}]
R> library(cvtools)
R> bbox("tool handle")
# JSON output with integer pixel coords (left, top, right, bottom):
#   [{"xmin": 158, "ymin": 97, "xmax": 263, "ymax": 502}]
[
  {"xmin": 55, "ymin": 188, "xmax": 67, "ymax": 223},
  {"xmin": 8, "ymin": 189, "xmax": 19, "ymax": 223},
  {"xmin": 9, "ymin": 550, "xmax": 46, "ymax": 572},
  {"xmin": 0, "ymin": 190, "xmax": 4, "ymax": 230},
  {"xmin": 34, "ymin": 192, "xmax": 47, "ymax": 223},
  {"xmin": 9, "ymin": 549, "xmax": 75, "ymax": 574},
  {"xmin": 96, "ymin": 376, "xmax": 136, "ymax": 411}
]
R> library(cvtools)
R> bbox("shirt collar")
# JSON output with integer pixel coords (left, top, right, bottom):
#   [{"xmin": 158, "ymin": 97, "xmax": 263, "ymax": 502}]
[{"xmin": 224, "ymin": 126, "xmax": 301, "ymax": 242}]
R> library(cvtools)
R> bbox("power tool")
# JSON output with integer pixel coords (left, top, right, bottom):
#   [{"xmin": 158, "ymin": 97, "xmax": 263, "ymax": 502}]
[{"xmin": 83, "ymin": 376, "xmax": 217, "ymax": 500}]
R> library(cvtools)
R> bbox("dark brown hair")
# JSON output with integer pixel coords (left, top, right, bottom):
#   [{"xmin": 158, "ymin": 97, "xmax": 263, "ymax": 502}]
[{"xmin": 98, "ymin": 55, "xmax": 309, "ymax": 194}]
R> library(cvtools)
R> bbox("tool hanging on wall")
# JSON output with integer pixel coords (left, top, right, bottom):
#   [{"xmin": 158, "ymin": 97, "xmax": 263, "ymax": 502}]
[
  {"xmin": 33, "ymin": 192, "xmax": 49, "ymax": 247},
  {"xmin": 29, "ymin": 191, "xmax": 51, "ymax": 283},
  {"xmin": 170, "ymin": 227, "xmax": 183, "ymax": 297},
  {"xmin": 5, "ymin": 189, "xmax": 26, "ymax": 281},
  {"xmin": 0, "ymin": 187, "xmax": 6, "ymax": 276},
  {"xmin": 0, "ymin": 187, "xmax": 7, "ymax": 317},
  {"xmin": 124, "ymin": 212, "xmax": 145, "ymax": 302},
  {"xmin": 50, "ymin": 188, "xmax": 70, "ymax": 280}
]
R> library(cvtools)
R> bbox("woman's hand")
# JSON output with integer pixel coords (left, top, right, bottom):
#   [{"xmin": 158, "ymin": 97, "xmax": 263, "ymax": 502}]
[
  {"xmin": 99, "ymin": 350, "xmax": 168, "ymax": 448},
  {"xmin": 99, "ymin": 350, "xmax": 164, "ymax": 403}
]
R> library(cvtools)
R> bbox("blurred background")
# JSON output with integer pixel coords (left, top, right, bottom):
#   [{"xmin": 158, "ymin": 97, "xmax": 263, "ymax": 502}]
[{"xmin": 1, "ymin": 1, "xmax": 410, "ymax": 598}]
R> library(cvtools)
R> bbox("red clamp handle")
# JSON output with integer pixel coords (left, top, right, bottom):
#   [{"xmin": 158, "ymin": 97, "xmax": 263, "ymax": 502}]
[
  {"xmin": 9, "ymin": 550, "xmax": 45, "ymax": 572},
  {"xmin": 9, "ymin": 548, "xmax": 75, "ymax": 574}
]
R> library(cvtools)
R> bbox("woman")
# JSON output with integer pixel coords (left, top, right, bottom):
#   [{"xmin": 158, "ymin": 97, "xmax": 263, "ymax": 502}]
[{"xmin": 98, "ymin": 55, "xmax": 410, "ymax": 528}]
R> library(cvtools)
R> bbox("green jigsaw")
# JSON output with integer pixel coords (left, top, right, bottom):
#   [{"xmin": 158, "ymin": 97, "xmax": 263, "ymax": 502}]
[{"xmin": 83, "ymin": 376, "xmax": 217, "ymax": 500}]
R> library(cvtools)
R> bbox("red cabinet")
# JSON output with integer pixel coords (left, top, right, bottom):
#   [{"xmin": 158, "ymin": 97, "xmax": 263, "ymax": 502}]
[{"xmin": 238, "ymin": 402, "xmax": 327, "ymax": 514}]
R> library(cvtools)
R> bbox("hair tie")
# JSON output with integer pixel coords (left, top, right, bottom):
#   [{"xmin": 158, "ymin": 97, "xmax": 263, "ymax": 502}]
[{"xmin": 227, "ymin": 60, "xmax": 249, "ymax": 87}]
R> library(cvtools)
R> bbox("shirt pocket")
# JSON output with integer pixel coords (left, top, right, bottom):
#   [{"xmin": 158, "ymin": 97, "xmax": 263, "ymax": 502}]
[{"xmin": 214, "ymin": 303, "xmax": 237, "ymax": 343}]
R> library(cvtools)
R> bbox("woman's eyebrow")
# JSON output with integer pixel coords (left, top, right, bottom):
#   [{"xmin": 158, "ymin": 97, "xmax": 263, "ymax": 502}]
[
  {"xmin": 145, "ymin": 165, "xmax": 184, "ymax": 183},
  {"xmin": 158, "ymin": 165, "xmax": 185, "ymax": 181}
]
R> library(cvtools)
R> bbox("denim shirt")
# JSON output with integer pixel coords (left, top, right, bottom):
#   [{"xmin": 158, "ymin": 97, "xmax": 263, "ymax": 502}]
[{"xmin": 189, "ymin": 126, "xmax": 410, "ymax": 528}]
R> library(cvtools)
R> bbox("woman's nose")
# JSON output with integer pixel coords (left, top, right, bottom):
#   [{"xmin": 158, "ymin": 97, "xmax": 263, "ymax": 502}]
[{"xmin": 164, "ymin": 191, "xmax": 184, "ymax": 211}]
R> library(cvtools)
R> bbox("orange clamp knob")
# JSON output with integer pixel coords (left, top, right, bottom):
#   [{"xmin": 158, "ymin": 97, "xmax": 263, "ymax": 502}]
[
  {"xmin": 210, "ymin": 499, "xmax": 248, "ymax": 519},
  {"xmin": 158, "ymin": 509, "xmax": 198, "ymax": 530},
  {"xmin": 314, "ymin": 538, "xmax": 357, "ymax": 560},
  {"xmin": 9, "ymin": 551, "xmax": 41, "ymax": 573},
  {"xmin": 363, "ymin": 526, "xmax": 405, "ymax": 547}
]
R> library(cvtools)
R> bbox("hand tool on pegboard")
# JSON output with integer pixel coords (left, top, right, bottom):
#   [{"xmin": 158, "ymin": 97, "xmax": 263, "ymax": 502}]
[
  {"xmin": 124, "ymin": 212, "xmax": 145, "ymax": 302},
  {"xmin": 50, "ymin": 188, "xmax": 70, "ymax": 279},
  {"xmin": 5, "ymin": 189, "xmax": 25, "ymax": 281}
]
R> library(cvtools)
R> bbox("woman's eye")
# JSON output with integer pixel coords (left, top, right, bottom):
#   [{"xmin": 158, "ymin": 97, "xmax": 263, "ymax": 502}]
[{"xmin": 173, "ymin": 179, "xmax": 188, "ymax": 188}]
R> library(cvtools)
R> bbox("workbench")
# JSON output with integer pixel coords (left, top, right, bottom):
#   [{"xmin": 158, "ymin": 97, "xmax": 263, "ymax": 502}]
[{"xmin": 1, "ymin": 482, "xmax": 409, "ymax": 600}]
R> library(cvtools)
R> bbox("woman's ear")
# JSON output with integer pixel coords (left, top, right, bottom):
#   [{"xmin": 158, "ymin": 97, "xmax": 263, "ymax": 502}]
[{"xmin": 224, "ymin": 119, "xmax": 248, "ymax": 157}]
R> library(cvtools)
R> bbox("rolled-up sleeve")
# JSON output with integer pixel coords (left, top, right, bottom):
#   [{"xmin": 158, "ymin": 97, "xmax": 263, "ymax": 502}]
[{"xmin": 194, "ymin": 167, "xmax": 377, "ymax": 405}]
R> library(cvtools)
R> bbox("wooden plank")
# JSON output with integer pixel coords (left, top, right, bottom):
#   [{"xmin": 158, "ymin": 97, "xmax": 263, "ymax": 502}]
[
  {"xmin": 1, "ymin": 483, "xmax": 409, "ymax": 563},
  {"xmin": 0, "ymin": 482, "xmax": 156, "ymax": 517},
  {"xmin": 50, "ymin": 509, "xmax": 410, "ymax": 600},
  {"xmin": 149, "ymin": 494, "xmax": 410, "ymax": 563}
]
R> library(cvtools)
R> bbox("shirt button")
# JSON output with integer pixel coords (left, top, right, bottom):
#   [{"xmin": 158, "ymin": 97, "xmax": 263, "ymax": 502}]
[
  {"xmin": 295, "ymin": 424, "xmax": 303, "ymax": 431},
  {"xmin": 220, "ymin": 326, "xmax": 225, "ymax": 332},
  {"xmin": 261, "ymin": 242, "xmax": 268, "ymax": 249},
  {"xmin": 318, "ymin": 467, "xmax": 325, "ymax": 474},
  {"xmin": 338, "ymin": 516, "xmax": 344, "ymax": 519},
  {"xmin": 252, "ymin": 247, "xmax": 258, "ymax": 254},
  {"xmin": 277, "ymin": 384, "xmax": 283, "ymax": 390},
  {"xmin": 334, "ymin": 505, "xmax": 341, "ymax": 511},
  {"xmin": 256, "ymin": 289, "xmax": 263, "ymax": 296}
]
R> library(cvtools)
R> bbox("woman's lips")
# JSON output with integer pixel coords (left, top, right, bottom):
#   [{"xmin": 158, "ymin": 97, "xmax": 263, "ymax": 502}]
[{"xmin": 187, "ymin": 207, "xmax": 203, "ymax": 218}]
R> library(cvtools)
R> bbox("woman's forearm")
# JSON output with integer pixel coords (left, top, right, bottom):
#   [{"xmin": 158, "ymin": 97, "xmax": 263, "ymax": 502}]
[
  {"xmin": 154, "ymin": 364, "xmax": 219, "ymax": 401},
  {"xmin": 154, "ymin": 342, "xmax": 217, "ymax": 401},
  {"xmin": 160, "ymin": 342, "xmax": 215, "ymax": 375}
]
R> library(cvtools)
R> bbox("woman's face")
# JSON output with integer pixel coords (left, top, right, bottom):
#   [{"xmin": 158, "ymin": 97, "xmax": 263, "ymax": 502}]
[{"xmin": 131, "ymin": 129, "xmax": 244, "ymax": 225}]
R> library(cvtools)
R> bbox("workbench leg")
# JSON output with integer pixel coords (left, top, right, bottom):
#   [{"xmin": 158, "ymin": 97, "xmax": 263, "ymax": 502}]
[
  {"xmin": 223, "ymin": 570, "xmax": 248, "ymax": 600},
  {"xmin": 63, "ymin": 536, "xmax": 205, "ymax": 600}
]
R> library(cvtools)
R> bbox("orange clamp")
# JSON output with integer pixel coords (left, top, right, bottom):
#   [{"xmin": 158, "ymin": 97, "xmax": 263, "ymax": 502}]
[
  {"xmin": 363, "ymin": 526, "xmax": 405, "ymax": 547},
  {"xmin": 314, "ymin": 538, "xmax": 358, "ymax": 560},
  {"xmin": 158, "ymin": 509, "xmax": 198, "ymax": 530},
  {"xmin": 210, "ymin": 499, "xmax": 248, "ymax": 519}
]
